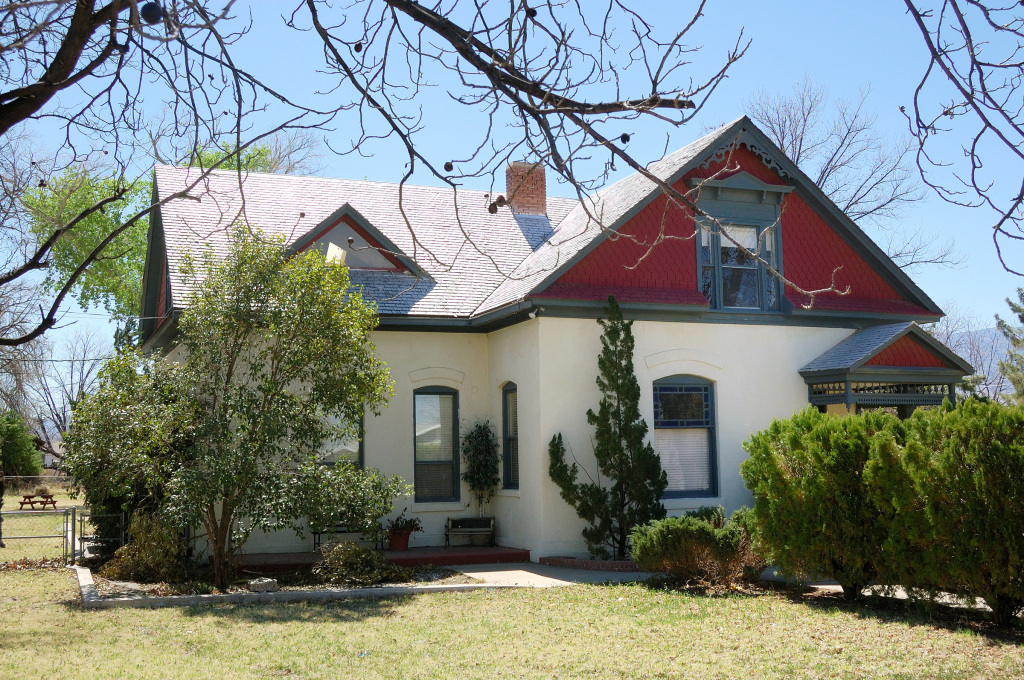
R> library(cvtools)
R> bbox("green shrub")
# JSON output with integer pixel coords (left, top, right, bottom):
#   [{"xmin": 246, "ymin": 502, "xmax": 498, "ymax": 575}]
[
  {"xmin": 0, "ymin": 411, "xmax": 41, "ymax": 477},
  {"xmin": 631, "ymin": 507, "xmax": 764, "ymax": 586},
  {"xmin": 99, "ymin": 512, "xmax": 187, "ymax": 583},
  {"xmin": 741, "ymin": 407, "xmax": 903, "ymax": 599},
  {"xmin": 313, "ymin": 542, "xmax": 411, "ymax": 587},
  {"xmin": 461, "ymin": 421, "xmax": 500, "ymax": 513},
  {"xmin": 867, "ymin": 399, "xmax": 1024, "ymax": 625}
]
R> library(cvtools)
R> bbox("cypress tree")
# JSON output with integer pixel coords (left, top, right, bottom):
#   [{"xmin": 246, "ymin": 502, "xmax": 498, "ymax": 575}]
[
  {"xmin": 998, "ymin": 288, "xmax": 1024, "ymax": 402},
  {"xmin": 549, "ymin": 296, "xmax": 667, "ymax": 559}
]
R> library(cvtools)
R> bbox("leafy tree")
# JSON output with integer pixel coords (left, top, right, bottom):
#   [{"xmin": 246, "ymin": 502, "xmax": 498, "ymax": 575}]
[
  {"xmin": 0, "ymin": 410, "xmax": 41, "ymax": 477},
  {"xmin": 549, "ymin": 296, "xmax": 667, "ymax": 559},
  {"xmin": 66, "ymin": 226, "xmax": 399, "ymax": 588},
  {"xmin": 23, "ymin": 137, "xmax": 321, "ymax": 347},
  {"xmin": 0, "ymin": 409, "xmax": 40, "ymax": 548},
  {"xmin": 23, "ymin": 168, "xmax": 150, "ymax": 338}
]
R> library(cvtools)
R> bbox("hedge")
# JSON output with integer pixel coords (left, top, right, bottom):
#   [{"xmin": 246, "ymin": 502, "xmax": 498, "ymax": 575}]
[{"xmin": 742, "ymin": 399, "xmax": 1024, "ymax": 624}]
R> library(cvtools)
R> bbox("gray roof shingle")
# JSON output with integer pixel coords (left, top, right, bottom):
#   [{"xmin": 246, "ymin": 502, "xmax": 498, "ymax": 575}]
[
  {"xmin": 154, "ymin": 167, "xmax": 577, "ymax": 318},
  {"xmin": 473, "ymin": 120, "xmax": 742, "ymax": 315},
  {"xmin": 799, "ymin": 323, "xmax": 914, "ymax": 374}
]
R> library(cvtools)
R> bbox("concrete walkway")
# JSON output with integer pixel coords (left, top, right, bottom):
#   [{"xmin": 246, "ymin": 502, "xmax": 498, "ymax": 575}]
[{"xmin": 454, "ymin": 562, "xmax": 651, "ymax": 587}]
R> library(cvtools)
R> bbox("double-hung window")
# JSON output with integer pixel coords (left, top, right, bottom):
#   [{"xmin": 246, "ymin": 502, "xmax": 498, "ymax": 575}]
[
  {"xmin": 652, "ymin": 376, "xmax": 717, "ymax": 497},
  {"xmin": 688, "ymin": 171, "xmax": 792, "ymax": 312},
  {"xmin": 699, "ymin": 220, "xmax": 780, "ymax": 311},
  {"xmin": 502, "ymin": 383, "xmax": 519, "ymax": 489},
  {"xmin": 414, "ymin": 387, "xmax": 459, "ymax": 502}
]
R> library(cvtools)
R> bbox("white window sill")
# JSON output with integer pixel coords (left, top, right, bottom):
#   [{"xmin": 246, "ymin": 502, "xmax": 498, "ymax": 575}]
[
  {"xmin": 661, "ymin": 497, "xmax": 721, "ymax": 512},
  {"xmin": 496, "ymin": 489, "xmax": 520, "ymax": 498},
  {"xmin": 411, "ymin": 501, "xmax": 467, "ymax": 513}
]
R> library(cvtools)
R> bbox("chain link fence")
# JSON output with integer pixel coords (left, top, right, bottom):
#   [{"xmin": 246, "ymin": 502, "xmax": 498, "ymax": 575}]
[
  {"xmin": 0, "ymin": 508, "xmax": 125, "ymax": 564},
  {"xmin": 0, "ymin": 509, "xmax": 74, "ymax": 562}
]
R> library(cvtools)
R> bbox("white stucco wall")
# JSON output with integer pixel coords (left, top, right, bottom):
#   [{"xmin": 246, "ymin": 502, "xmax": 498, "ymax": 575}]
[
  {"xmin": 222, "ymin": 316, "xmax": 859, "ymax": 559},
  {"xmin": 527, "ymin": 316, "xmax": 853, "ymax": 558}
]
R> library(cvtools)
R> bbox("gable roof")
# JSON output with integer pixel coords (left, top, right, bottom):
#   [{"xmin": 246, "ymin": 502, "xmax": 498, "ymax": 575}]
[
  {"xmin": 152, "ymin": 165, "xmax": 577, "ymax": 319},
  {"xmin": 474, "ymin": 122, "xmax": 735, "ymax": 315},
  {"xmin": 147, "ymin": 116, "xmax": 943, "ymax": 342},
  {"xmin": 799, "ymin": 322, "xmax": 973, "ymax": 378},
  {"xmin": 477, "ymin": 117, "xmax": 942, "ymax": 318}
]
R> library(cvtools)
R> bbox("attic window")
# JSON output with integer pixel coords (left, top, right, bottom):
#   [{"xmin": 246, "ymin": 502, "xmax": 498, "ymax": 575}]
[
  {"xmin": 699, "ymin": 220, "xmax": 780, "ymax": 311},
  {"xmin": 688, "ymin": 172, "xmax": 792, "ymax": 313}
]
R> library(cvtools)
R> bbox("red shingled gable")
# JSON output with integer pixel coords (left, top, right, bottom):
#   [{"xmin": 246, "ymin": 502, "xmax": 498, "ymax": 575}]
[
  {"xmin": 542, "ymin": 144, "xmax": 935, "ymax": 318},
  {"xmin": 865, "ymin": 335, "xmax": 953, "ymax": 368},
  {"xmin": 546, "ymin": 178, "xmax": 699, "ymax": 292}
]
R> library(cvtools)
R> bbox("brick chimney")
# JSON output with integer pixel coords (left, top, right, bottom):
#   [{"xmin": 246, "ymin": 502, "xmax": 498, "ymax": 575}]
[{"xmin": 505, "ymin": 161, "xmax": 546, "ymax": 215}]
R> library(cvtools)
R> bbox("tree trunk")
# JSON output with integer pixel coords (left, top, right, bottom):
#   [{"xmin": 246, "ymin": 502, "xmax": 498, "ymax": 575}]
[
  {"xmin": 207, "ymin": 507, "xmax": 235, "ymax": 590},
  {"xmin": 989, "ymin": 595, "xmax": 1023, "ymax": 627},
  {"xmin": 840, "ymin": 582, "xmax": 864, "ymax": 601}
]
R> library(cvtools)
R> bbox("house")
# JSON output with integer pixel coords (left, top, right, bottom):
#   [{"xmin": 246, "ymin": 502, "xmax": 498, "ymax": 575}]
[{"xmin": 140, "ymin": 117, "xmax": 972, "ymax": 559}]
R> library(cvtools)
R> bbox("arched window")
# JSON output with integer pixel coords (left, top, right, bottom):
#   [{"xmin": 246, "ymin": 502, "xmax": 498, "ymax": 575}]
[
  {"xmin": 653, "ymin": 375, "xmax": 717, "ymax": 497},
  {"xmin": 413, "ymin": 386, "xmax": 459, "ymax": 502},
  {"xmin": 502, "ymin": 383, "xmax": 519, "ymax": 489}
]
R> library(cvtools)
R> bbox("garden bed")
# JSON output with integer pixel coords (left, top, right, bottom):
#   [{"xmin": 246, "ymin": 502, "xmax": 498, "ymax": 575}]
[{"xmin": 71, "ymin": 563, "xmax": 500, "ymax": 609}]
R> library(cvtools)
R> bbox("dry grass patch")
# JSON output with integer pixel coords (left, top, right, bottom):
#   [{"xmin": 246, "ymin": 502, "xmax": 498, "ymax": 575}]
[{"xmin": 1, "ymin": 569, "xmax": 1023, "ymax": 679}]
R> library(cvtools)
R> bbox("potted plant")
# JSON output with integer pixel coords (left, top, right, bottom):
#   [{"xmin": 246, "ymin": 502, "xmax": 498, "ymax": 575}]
[
  {"xmin": 387, "ymin": 510, "xmax": 422, "ymax": 551},
  {"xmin": 461, "ymin": 421, "xmax": 501, "ymax": 515}
]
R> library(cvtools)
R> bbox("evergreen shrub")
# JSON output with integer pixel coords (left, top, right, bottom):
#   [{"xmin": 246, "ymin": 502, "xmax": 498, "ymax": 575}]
[
  {"xmin": 740, "ymin": 407, "xmax": 903, "ymax": 599},
  {"xmin": 630, "ymin": 507, "xmax": 765, "ymax": 586},
  {"xmin": 99, "ymin": 512, "xmax": 187, "ymax": 583},
  {"xmin": 867, "ymin": 399, "xmax": 1024, "ymax": 625}
]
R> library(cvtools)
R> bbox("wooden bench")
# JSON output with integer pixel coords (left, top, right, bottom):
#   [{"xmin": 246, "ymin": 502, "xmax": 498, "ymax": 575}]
[
  {"xmin": 37, "ymin": 494, "xmax": 57, "ymax": 509},
  {"xmin": 445, "ymin": 516, "xmax": 495, "ymax": 547}
]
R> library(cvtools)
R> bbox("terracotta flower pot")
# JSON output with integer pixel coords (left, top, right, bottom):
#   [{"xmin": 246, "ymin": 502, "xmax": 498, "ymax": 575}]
[{"xmin": 389, "ymin": 529, "xmax": 412, "ymax": 551}]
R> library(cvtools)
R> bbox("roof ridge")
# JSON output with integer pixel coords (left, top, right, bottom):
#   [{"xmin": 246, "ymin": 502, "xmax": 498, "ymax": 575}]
[{"xmin": 154, "ymin": 164, "xmax": 583, "ymax": 204}]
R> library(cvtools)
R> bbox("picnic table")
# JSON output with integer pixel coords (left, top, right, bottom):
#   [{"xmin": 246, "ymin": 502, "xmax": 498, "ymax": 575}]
[{"xmin": 18, "ymin": 494, "xmax": 57, "ymax": 510}]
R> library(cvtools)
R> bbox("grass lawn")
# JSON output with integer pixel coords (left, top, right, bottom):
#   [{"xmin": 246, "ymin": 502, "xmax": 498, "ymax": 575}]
[{"xmin": 2, "ymin": 569, "xmax": 1023, "ymax": 679}]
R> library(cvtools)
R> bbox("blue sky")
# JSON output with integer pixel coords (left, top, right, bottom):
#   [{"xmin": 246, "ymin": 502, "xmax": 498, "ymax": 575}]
[{"xmin": 58, "ymin": 0, "xmax": 1024, "ymax": 340}]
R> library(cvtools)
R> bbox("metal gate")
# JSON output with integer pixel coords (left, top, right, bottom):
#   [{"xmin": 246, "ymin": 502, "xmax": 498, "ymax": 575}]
[
  {"xmin": 0, "ymin": 508, "xmax": 75, "ymax": 563},
  {"xmin": 0, "ymin": 508, "xmax": 124, "ymax": 564}
]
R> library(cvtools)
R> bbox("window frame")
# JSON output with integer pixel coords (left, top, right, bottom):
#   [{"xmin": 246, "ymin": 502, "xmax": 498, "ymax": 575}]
[
  {"xmin": 319, "ymin": 414, "xmax": 365, "ymax": 469},
  {"xmin": 502, "ymin": 382, "xmax": 519, "ymax": 490},
  {"xmin": 697, "ymin": 217, "xmax": 782, "ymax": 313},
  {"xmin": 652, "ymin": 375, "xmax": 718, "ymax": 498},
  {"xmin": 413, "ymin": 386, "xmax": 460, "ymax": 503}
]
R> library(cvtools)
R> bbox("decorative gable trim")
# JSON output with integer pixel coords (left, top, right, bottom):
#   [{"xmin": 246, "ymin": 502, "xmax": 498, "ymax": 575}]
[
  {"xmin": 522, "ymin": 118, "xmax": 941, "ymax": 320},
  {"xmin": 699, "ymin": 130, "xmax": 793, "ymax": 179},
  {"xmin": 799, "ymin": 322, "xmax": 971, "ymax": 408},
  {"xmin": 286, "ymin": 203, "xmax": 426, "ymax": 277}
]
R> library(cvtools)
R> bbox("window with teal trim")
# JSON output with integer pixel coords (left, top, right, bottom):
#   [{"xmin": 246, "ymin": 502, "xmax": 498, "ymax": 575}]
[
  {"xmin": 502, "ymin": 383, "xmax": 519, "ymax": 489},
  {"xmin": 414, "ymin": 387, "xmax": 460, "ymax": 502},
  {"xmin": 699, "ymin": 221, "xmax": 780, "ymax": 311},
  {"xmin": 653, "ymin": 376, "xmax": 717, "ymax": 497}
]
